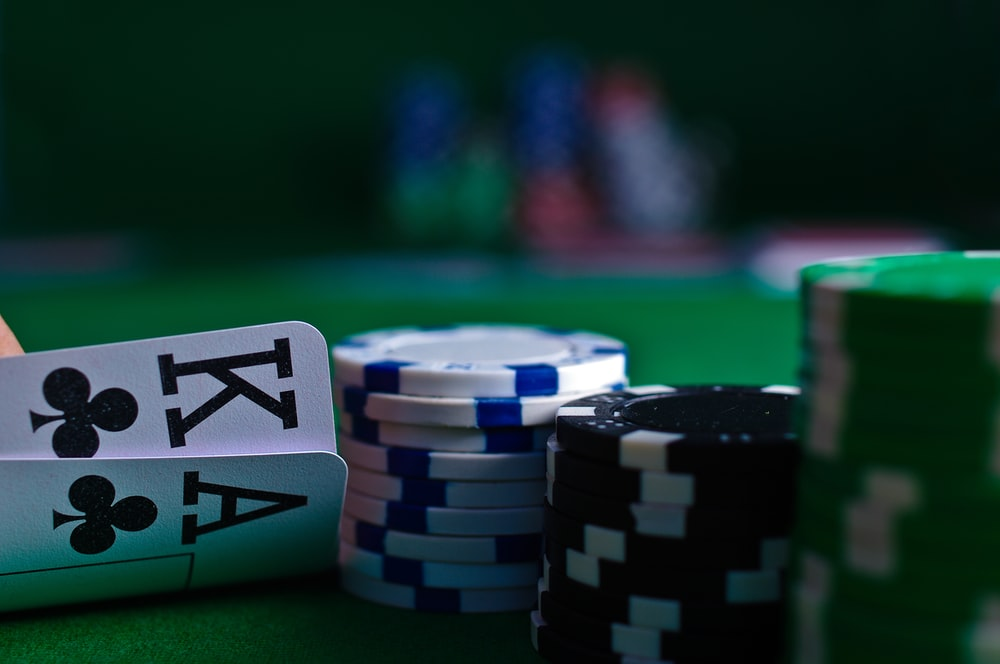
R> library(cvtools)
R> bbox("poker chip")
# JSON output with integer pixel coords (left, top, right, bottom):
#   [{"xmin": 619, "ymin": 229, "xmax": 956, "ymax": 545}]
[
  {"xmin": 343, "ymin": 488, "xmax": 543, "ymax": 536},
  {"xmin": 790, "ymin": 576, "xmax": 1000, "ymax": 664},
  {"xmin": 802, "ymin": 250, "xmax": 1000, "ymax": 312},
  {"xmin": 339, "ymin": 540, "xmax": 540, "ymax": 589},
  {"xmin": 340, "ymin": 567, "xmax": 536, "ymax": 613},
  {"xmin": 547, "ymin": 476, "xmax": 794, "ymax": 539},
  {"xmin": 530, "ymin": 610, "xmax": 668, "ymax": 664},
  {"xmin": 509, "ymin": 48, "xmax": 587, "ymax": 174},
  {"xmin": 331, "ymin": 325, "xmax": 627, "ymax": 398},
  {"xmin": 333, "ymin": 323, "xmax": 629, "ymax": 613},
  {"xmin": 348, "ymin": 466, "xmax": 546, "ymax": 508},
  {"xmin": 340, "ymin": 412, "xmax": 552, "ymax": 453},
  {"xmin": 543, "ymin": 561, "xmax": 786, "ymax": 634},
  {"xmin": 544, "ymin": 502, "xmax": 789, "ymax": 570},
  {"xmin": 507, "ymin": 48, "xmax": 602, "ymax": 241},
  {"xmin": 537, "ymin": 580, "xmax": 784, "ymax": 661},
  {"xmin": 544, "ymin": 544, "xmax": 784, "ymax": 603},
  {"xmin": 547, "ymin": 437, "xmax": 796, "ymax": 508},
  {"xmin": 589, "ymin": 64, "xmax": 707, "ymax": 235},
  {"xmin": 339, "ymin": 433, "xmax": 545, "ymax": 481},
  {"xmin": 791, "ymin": 251, "xmax": 1000, "ymax": 661},
  {"xmin": 799, "ymin": 453, "xmax": 1000, "ymax": 508},
  {"xmin": 383, "ymin": 66, "xmax": 464, "ymax": 243},
  {"xmin": 335, "ymin": 382, "xmax": 623, "ymax": 428},
  {"xmin": 535, "ymin": 383, "xmax": 800, "ymax": 662},
  {"xmin": 554, "ymin": 385, "xmax": 800, "ymax": 472},
  {"xmin": 340, "ymin": 513, "xmax": 542, "ymax": 564}
]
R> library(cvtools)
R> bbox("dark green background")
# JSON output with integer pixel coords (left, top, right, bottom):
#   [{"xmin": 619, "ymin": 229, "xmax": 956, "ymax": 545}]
[{"xmin": 5, "ymin": 1, "xmax": 999, "ymax": 261}]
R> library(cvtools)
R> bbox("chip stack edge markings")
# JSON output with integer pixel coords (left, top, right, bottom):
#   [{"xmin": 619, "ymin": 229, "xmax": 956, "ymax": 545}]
[{"xmin": 330, "ymin": 324, "xmax": 629, "ymax": 613}]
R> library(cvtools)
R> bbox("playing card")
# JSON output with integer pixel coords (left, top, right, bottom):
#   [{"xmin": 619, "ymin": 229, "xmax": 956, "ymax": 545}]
[
  {"xmin": 0, "ymin": 451, "xmax": 347, "ymax": 612},
  {"xmin": 0, "ymin": 322, "xmax": 337, "ymax": 458}
]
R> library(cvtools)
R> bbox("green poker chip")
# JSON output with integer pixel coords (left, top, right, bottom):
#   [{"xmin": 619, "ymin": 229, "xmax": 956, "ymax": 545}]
[
  {"xmin": 797, "ymin": 416, "xmax": 996, "ymax": 473},
  {"xmin": 789, "ymin": 546, "xmax": 993, "ymax": 620},
  {"xmin": 798, "ymin": 455, "xmax": 1000, "ymax": 508},
  {"xmin": 799, "ymin": 343, "xmax": 1000, "ymax": 387},
  {"xmin": 800, "ymin": 252, "xmax": 1000, "ymax": 362},
  {"xmin": 792, "ymin": 251, "xmax": 1000, "ymax": 660},
  {"xmin": 801, "ymin": 251, "xmax": 1000, "ymax": 309},
  {"xmin": 789, "ymin": 581, "xmax": 999, "ymax": 664}
]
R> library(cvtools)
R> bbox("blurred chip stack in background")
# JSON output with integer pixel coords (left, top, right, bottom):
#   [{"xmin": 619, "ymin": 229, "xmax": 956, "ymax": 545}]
[
  {"xmin": 589, "ymin": 64, "xmax": 709, "ymax": 236},
  {"xmin": 379, "ymin": 46, "xmax": 717, "ymax": 260},
  {"xmin": 508, "ymin": 48, "xmax": 601, "ymax": 244},
  {"xmin": 383, "ymin": 67, "xmax": 466, "ymax": 245}
]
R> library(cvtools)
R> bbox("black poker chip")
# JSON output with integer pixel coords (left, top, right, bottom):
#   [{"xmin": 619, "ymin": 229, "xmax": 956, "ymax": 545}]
[
  {"xmin": 543, "ymin": 502, "xmax": 790, "ymax": 571},
  {"xmin": 547, "ymin": 437, "xmax": 796, "ymax": 508},
  {"xmin": 543, "ymin": 561, "xmax": 786, "ymax": 636},
  {"xmin": 530, "ymin": 610, "xmax": 685, "ymax": 664},
  {"xmin": 543, "ymin": 542, "xmax": 786, "ymax": 603},
  {"xmin": 536, "ymin": 384, "xmax": 797, "ymax": 663},
  {"xmin": 538, "ymin": 585, "xmax": 785, "ymax": 662},
  {"xmin": 554, "ymin": 385, "xmax": 800, "ymax": 472},
  {"xmin": 546, "ymin": 479, "xmax": 795, "ymax": 540}
]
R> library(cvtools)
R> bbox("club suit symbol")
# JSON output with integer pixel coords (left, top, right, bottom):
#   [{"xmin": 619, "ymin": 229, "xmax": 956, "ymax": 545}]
[
  {"xmin": 30, "ymin": 368, "xmax": 139, "ymax": 457},
  {"xmin": 53, "ymin": 475, "xmax": 158, "ymax": 555}
]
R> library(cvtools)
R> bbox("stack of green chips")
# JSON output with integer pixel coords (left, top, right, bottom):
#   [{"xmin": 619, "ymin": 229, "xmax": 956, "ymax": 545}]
[
  {"xmin": 387, "ymin": 134, "xmax": 513, "ymax": 249},
  {"xmin": 791, "ymin": 251, "xmax": 1000, "ymax": 663}
]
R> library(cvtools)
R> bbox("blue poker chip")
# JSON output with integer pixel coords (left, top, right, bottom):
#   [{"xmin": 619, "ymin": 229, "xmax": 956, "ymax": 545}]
[
  {"xmin": 340, "ymin": 513, "xmax": 542, "ymax": 564},
  {"xmin": 335, "ymin": 382, "xmax": 624, "ymax": 428},
  {"xmin": 339, "ymin": 540, "xmax": 540, "ymax": 589},
  {"xmin": 508, "ymin": 49, "xmax": 588, "ymax": 172},
  {"xmin": 331, "ymin": 324, "xmax": 627, "ymax": 398},
  {"xmin": 340, "ymin": 567, "xmax": 535, "ymax": 613},
  {"xmin": 339, "ymin": 433, "xmax": 545, "ymax": 481},
  {"xmin": 339, "ymin": 412, "xmax": 551, "ymax": 453},
  {"xmin": 347, "ymin": 466, "xmax": 546, "ymax": 508},
  {"xmin": 387, "ymin": 66, "xmax": 464, "ymax": 171},
  {"xmin": 343, "ymin": 487, "xmax": 543, "ymax": 536}
]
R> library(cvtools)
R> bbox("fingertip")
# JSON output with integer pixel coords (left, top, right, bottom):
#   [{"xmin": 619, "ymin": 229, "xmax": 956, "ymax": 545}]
[{"xmin": 0, "ymin": 314, "xmax": 24, "ymax": 357}]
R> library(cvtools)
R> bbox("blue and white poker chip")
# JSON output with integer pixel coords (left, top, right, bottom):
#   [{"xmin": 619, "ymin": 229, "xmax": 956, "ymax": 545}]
[
  {"xmin": 343, "ymin": 487, "xmax": 544, "ymax": 536},
  {"xmin": 335, "ymin": 382, "xmax": 624, "ymax": 428},
  {"xmin": 339, "ymin": 540, "xmax": 541, "ymax": 589},
  {"xmin": 347, "ymin": 466, "xmax": 546, "ymax": 508},
  {"xmin": 340, "ymin": 567, "xmax": 536, "ymax": 613},
  {"xmin": 331, "ymin": 324, "xmax": 628, "ymax": 398},
  {"xmin": 340, "ymin": 513, "xmax": 542, "ymax": 563},
  {"xmin": 339, "ymin": 433, "xmax": 546, "ymax": 481},
  {"xmin": 339, "ymin": 412, "xmax": 551, "ymax": 453}
]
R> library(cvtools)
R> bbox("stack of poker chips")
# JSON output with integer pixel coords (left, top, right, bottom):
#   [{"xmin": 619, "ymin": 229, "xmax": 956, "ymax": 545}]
[
  {"xmin": 330, "ymin": 324, "xmax": 629, "ymax": 613},
  {"xmin": 384, "ymin": 66, "xmax": 467, "ymax": 244},
  {"xmin": 384, "ymin": 67, "xmax": 513, "ymax": 248},
  {"xmin": 589, "ymin": 65, "xmax": 708, "ymax": 235},
  {"xmin": 380, "ymin": 49, "xmax": 715, "ymax": 250},
  {"xmin": 533, "ymin": 384, "xmax": 801, "ymax": 663},
  {"xmin": 791, "ymin": 251, "xmax": 1000, "ymax": 663},
  {"xmin": 508, "ymin": 48, "xmax": 601, "ymax": 240}
]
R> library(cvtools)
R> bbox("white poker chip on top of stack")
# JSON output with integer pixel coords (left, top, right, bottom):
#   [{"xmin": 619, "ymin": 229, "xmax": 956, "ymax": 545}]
[
  {"xmin": 331, "ymin": 323, "xmax": 630, "ymax": 613},
  {"xmin": 331, "ymin": 324, "xmax": 628, "ymax": 398}
]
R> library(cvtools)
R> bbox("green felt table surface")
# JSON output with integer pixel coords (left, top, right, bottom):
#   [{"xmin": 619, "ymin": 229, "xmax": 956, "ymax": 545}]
[{"xmin": 0, "ymin": 255, "xmax": 798, "ymax": 663}]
